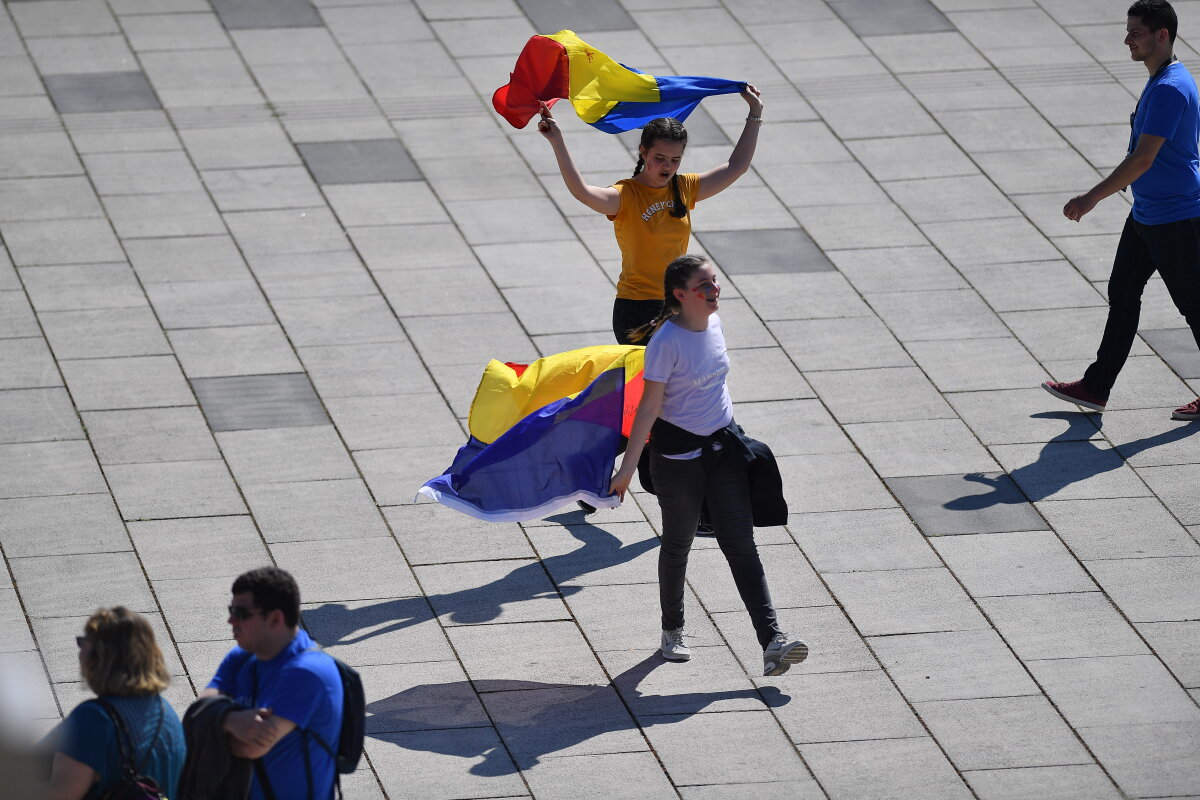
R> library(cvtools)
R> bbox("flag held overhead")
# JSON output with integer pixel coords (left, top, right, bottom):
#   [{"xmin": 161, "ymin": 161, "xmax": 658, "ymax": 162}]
[{"xmin": 493, "ymin": 30, "xmax": 745, "ymax": 133}]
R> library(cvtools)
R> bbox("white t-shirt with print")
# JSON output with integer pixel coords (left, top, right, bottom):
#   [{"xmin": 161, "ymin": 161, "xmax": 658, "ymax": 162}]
[{"xmin": 643, "ymin": 314, "xmax": 734, "ymax": 438}]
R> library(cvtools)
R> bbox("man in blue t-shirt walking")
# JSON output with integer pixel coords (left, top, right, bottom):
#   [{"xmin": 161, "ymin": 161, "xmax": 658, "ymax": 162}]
[
  {"xmin": 200, "ymin": 567, "xmax": 343, "ymax": 800},
  {"xmin": 1044, "ymin": 0, "xmax": 1200, "ymax": 420}
]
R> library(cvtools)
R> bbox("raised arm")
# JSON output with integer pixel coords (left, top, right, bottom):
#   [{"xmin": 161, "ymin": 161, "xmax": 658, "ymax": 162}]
[
  {"xmin": 609, "ymin": 379, "xmax": 666, "ymax": 500},
  {"xmin": 538, "ymin": 102, "xmax": 621, "ymax": 216},
  {"xmin": 1064, "ymin": 133, "xmax": 1165, "ymax": 221},
  {"xmin": 695, "ymin": 84, "xmax": 764, "ymax": 202}
]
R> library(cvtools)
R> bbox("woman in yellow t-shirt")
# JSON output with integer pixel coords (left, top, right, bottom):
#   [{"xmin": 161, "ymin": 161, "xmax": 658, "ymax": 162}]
[{"xmin": 537, "ymin": 86, "xmax": 764, "ymax": 344}]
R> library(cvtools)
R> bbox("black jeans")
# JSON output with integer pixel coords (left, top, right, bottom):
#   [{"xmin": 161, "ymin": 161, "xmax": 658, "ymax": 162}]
[
  {"xmin": 1084, "ymin": 214, "xmax": 1200, "ymax": 397},
  {"xmin": 650, "ymin": 449, "xmax": 780, "ymax": 649},
  {"xmin": 613, "ymin": 298, "xmax": 663, "ymax": 345}
]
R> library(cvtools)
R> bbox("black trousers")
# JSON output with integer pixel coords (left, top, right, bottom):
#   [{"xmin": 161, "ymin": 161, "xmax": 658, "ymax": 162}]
[
  {"xmin": 1083, "ymin": 214, "xmax": 1200, "ymax": 397},
  {"xmin": 613, "ymin": 298, "xmax": 663, "ymax": 345},
  {"xmin": 650, "ymin": 449, "xmax": 780, "ymax": 649}
]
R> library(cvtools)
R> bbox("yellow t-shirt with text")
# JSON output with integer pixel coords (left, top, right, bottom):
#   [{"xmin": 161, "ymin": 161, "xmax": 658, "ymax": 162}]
[{"xmin": 607, "ymin": 173, "xmax": 700, "ymax": 301}]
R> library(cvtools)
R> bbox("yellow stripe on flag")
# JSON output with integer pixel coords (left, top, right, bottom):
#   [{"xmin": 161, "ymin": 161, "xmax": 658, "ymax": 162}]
[{"xmin": 546, "ymin": 30, "xmax": 659, "ymax": 124}]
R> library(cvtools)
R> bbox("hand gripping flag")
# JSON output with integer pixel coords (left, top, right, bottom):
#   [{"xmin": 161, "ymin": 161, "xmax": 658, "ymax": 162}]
[
  {"xmin": 493, "ymin": 30, "xmax": 745, "ymax": 133},
  {"xmin": 418, "ymin": 346, "xmax": 646, "ymax": 522}
]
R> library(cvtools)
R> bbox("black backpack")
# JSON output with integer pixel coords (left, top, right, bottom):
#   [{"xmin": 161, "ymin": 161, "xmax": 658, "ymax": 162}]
[
  {"xmin": 92, "ymin": 698, "xmax": 169, "ymax": 800},
  {"xmin": 250, "ymin": 650, "xmax": 365, "ymax": 800}
]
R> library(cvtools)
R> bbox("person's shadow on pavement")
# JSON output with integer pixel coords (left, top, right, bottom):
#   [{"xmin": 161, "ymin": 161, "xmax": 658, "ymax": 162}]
[
  {"xmin": 945, "ymin": 411, "xmax": 1200, "ymax": 509},
  {"xmin": 303, "ymin": 517, "xmax": 659, "ymax": 645},
  {"xmin": 363, "ymin": 653, "xmax": 790, "ymax": 774}
]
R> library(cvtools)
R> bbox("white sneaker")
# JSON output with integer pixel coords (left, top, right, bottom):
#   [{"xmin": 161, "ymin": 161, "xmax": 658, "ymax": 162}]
[
  {"xmin": 660, "ymin": 627, "xmax": 691, "ymax": 661},
  {"xmin": 763, "ymin": 633, "xmax": 808, "ymax": 676}
]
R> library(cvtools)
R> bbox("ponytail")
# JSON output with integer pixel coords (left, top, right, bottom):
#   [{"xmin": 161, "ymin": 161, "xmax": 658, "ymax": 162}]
[
  {"xmin": 626, "ymin": 254, "xmax": 709, "ymax": 343},
  {"xmin": 669, "ymin": 173, "xmax": 686, "ymax": 218}
]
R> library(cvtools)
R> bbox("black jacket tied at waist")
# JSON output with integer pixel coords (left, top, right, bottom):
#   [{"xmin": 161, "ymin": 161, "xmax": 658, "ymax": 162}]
[{"xmin": 638, "ymin": 418, "xmax": 788, "ymax": 527}]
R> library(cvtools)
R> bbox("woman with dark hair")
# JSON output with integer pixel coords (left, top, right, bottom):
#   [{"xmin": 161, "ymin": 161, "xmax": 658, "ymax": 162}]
[
  {"xmin": 45, "ymin": 607, "xmax": 185, "ymax": 800},
  {"xmin": 537, "ymin": 87, "xmax": 764, "ymax": 344},
  {"xmin": 610, "ymin": 255, "xmax": 809, "ymax": 676}
]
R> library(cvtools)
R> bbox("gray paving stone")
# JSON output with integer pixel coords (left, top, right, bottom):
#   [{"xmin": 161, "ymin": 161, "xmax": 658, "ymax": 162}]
[
  {"xmin": 0, "ymin": 292, "xmax": 40, "ymax": 341},
  {"xmin": 846, "ymin": 419, "xmax": 999, "ymax": 477},
  {"xmin": 10, "ymin": 551, "xmax": 153, "ymax": 617},
  {"xmin": 418, "ymin": 557, "xmax": 569, "ymax": 626},
  {"xmin": 761, "ymin": 160, "xmax": 888, "ymax": 207},
  {"xmin": 916, "ymin": 695, "xmax": 1090, "ymax": 770},
  {"xmin": 777, "ymin": 452, "xmax": 899, "ymax": 513},
  {"xmin": 932, "ymin": 530, "xmax": 1095, "ymax": 597},
  {"xmin": 302, "ymin": 595, "xmax": 454, "ymax": 668},
  {"xmin": 0, "ymin": 493, "xmax": 128, "ymax": 557},
  {"xmin": 325, "ymin": 393, "xmax": 466, "ymax": 451},
  {"xmin": 450, "ymin": 619, "xmax": 607, "ymax": 685},
  {"xmin": 598, "ymin": 647, "xmax": 765, "ymax": 719},
  {"xmin": 1143, "ymin": 327, "xmax": 1200, "ymax": 379},
  {"xmin": 385, "ymin": 505, "xmax": 533, "ymax": 567},
  {"xmin": 732, "ymin": 399, "xmax": 854, "ymax": 457},
  {"xmin": 128, "ymin": 515, "xmax": 267, "ymax": 580},
  {"xmin": 565, "ymin": 582, "xmax": 719, "ymax": 653},
  {"xmin": 1087, "ymin": 557, "xmax": 1200, "ymax": 622},
  {"xmin": 809, "ymin": 366, "xmax": 954, "ymax": 424},
  {"xmin": 44, "ymin": 71, "xmax": 161, "ymax": 112},
  {"xmin": 59, "ymin": 355, "xmax": 193, "ymax": 411},
  {"xmin": 525, "ymin": 521, "xmax": 659, "ymax": 588},
  {"xmin": 297, "ymin": 342, "xmax": 435, "ymax": 399},
  {"xmin": 357, "ymin": 445, "xmax": 465, "ymax": 506},
  {"xmin": 695, "ymin": 228, "xmax": 833, "ymax": 274},
  {"xmin": 223, "ymin": 207, "xmax": 350, "ymax": 256},
  {"xmin": 0, "ymin": 588, "xmax": 35, "ymax": 654},
  {"xmin": 201, "ymin": 165, "xmax": 323, "ymax": 212},
  {"xmin": 962, "ymin": 764, "xmax": 1123, "ymax": 800},
  {"xmin": 1137, "ymin": 621, "xmax": 1200, "ymax": 688},
  {"xmin": 523, "ymin": 751, "xmax": 681, "ymax": 800},
  {"xmin": 123, "ymin": 234, "xmax": 250, "ymax": 284},
  {"xmin": 870, "ymin": 628, "xmax": 1039, "ymax": 702},
  {"xmin": 645, "ymin": 709, "xmax": 809, "ymax": 784},
  {"xmin": 516, "ymin": 0, "xmax": 633, "ymax": 32},
  {"xmin": 179, "ymin": 123, "xmax": 301, "ymax": 171},
  {"xmin": 1141, "ymin": 463, "xmax": 1200, "ymax": 526},
  {"xmin": 272, "ymin": 537, "xmax": 420, "ymax": 602},
  {"xmin": 102, "ymin": 191, "xmax": 224, "ymax": 238},
  {"xmin": 364, "ymin": 728, "xmax": 525, "ymax": 800},
  {"xmin": 216, "ymin": 426, "xmax": 356, "ymax": 485},
  {"xmin": 0, "ymin": 176, "xmax": 103, "ymax": 222},
  {"xmin": 924, "ymin": 217, "xmax": 1061, "ymax": 267},
  {"xmin": 770, "ymin": 316, "xmax": 912, "ymax": 371},
  {"xmin": 831, "ymin": 0, "xmax": 953, "ymax": 35},
  {"xmin": 769, "ymin": 668, "xmax": 925, "ymax": 743},
  {"xmin": 121, "ymin": 11, "xmax": 229, "ymax": 51},
  {"xmin": 191, "ymin": 372, "xmax": 329, "ymax": 432},
  {"xmin": 981, "ymin": 592, "xmax": 1150, "ymax": 661},
  {"xmin": 105, "ymin": 459, "xmax": 245, "ymax": 521},
  {"xmin": 1052, "ymin": 233, "xmax": 1122, "ymax": 281},
  {"xmin": 87, "ymin": 406, "xmax": 216, "ymax": 468},
  {"xmin": 20, "ymin": 263, "xmax": 146, "ymax": 313},
  {"xmin": 243, "ymin": 478, "xmax": 386, "ymax": 544},
  {"xmin": 25, "ymin": 34, "xmax": 138, "ymax": 75},
  {"xmin": 170, "ymin": 326, "xmax": 303, "ymax": 379},
  {"xmin": 800, "ymin": 737, "xmax": 973, "ymax": 800},
  {"xmin": 826, "ymin": 567, "xmax": 989, "ymax": 636},
  {"xmin": 210, "ymin": 0, "xmax": 320, "ymax": 28},
  {"xmin": 949, "ymin": 390, "xmax": 1102, "ymax": 447},
  {"xmin": 990, "ymin": 441, "xmax": 1150, "ymax": 502},
  {"xmin": 724, "ymin": 346, "xmax": 815, "ymax": 402},
  {"xmin": 868, "ymin": 288, "xmax": 1010, "ymax": 342},
  {"xmin": 297, "ymin": 139, "xmax": 420, "ymax": 185},
  {"xmin": 1037, "ymin": 497, "xmax": 1200, "ymax": 561},
  {"xmin": 886, "ymin": 174, "xmax": 1016, "ymax": 224},
  {"xmin": 144, "ymin": 278, "xmax": 275, "ymax": 330},
  {"xmin": 6, "ymin": 648, "xmax": 69, "ymax": 721},
  {"xmin": 41, "ymin": 306, "xmax": 170, "ymax": 360},
  {"xmin": 152, "ymin": 575, "xmax": 240, "ymax": 642},
  {"xmin": 272, "ymin": 295, "xmax": 406, "ymax": 346},
  {"xmin": 688, "ymin": 543, "xmax": 831, "ymax": 615},
  {"xmin": 355, "ymin": 658, "xmax": 489, "ymax": 734},
  {"xmin": 732, "ymin": 272, "xmax": 872, "ymax": 323},
  {"xmin": 790, "ymin": 507, "xmax": 941, "ymax": 573},
  {"xmin": 1029, "ymin": 655, "xmax": 1200, "ymax": 728},
  {"xmin": 963, "ymin": 259, "xmax": 1103, "ymax": 313},
  {"xmin": 84, "ymin": 150, "xmax": 202, "ymax": 196},
  {"xmin": 0, "ymin": 387, "xmax": 83, "ymax": 445},
  {"xmin": 2, "ymin": 218, "xmax": 123, "ymax": 267},
  {"xmin": 447, "ymin": 198, "xmax": 575, "ymax": 246},
  {"xmin": 1078, "ymin": 722, "xmax": 1200, "ymax": 799},
  {"xmin": 0, "ymin": 440, "xmax": 105, "ymax": 499},
  {"xmin": 793, "ymin": 201, "xmax": 927, "ymax": 250}
]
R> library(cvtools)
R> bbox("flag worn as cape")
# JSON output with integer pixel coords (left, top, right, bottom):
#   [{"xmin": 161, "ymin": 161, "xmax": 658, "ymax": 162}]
[
  {"xmin": 493, "ymin": 30, "xmax": 745, "ymax": 133},
  {"xmin": 418, "ymin": 345, "xmax": 645, "ymax": 522}
]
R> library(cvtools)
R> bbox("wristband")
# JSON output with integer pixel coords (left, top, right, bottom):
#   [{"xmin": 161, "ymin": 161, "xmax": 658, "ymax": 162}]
[{"xmin": 745, "ymin": 115, "xmax": 762, "ymax": 122}]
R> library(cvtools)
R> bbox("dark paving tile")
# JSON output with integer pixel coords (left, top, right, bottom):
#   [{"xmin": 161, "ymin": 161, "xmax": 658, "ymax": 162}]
[
  {"xmin": 210, "ymin": 0, "xmax": 321, "ymax": 29},
  {"xmin": 44, "ymin": 72, "xmax": 161, "ymax": 114},
  {"xmin": 829, "ymin": 0, "xmax": 953, "ymax": 36},
  {"xmin": 192, "ymin": 373, "xmax": 330, "ymax": 432},
  {"xmin": 515, "ymin": 0, "xmax": 635, "ymax": 33},
  {"xmin": 297, "ymin": 140, "xmax": 421, "ymax": 186},
  {"xmin": 696, "ymin": 228, "xmax": 834, "ymax": 275},
  {"xmin": 1142, "ymin": 328, "xmax": 1200, "ymax": 379},
  {"xmin": 887, "ymin": 472, "xmax": 1049, "ymax": 536}
]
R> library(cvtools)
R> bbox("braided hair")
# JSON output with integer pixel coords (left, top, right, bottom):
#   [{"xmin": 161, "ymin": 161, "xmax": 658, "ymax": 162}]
[
  {"xmin": 632, "ymin": 117, "xmax": 689, "ymax": 219},
  {"xmin": 626, "ymin": 254, "xmax": 708, "ymax": 343}
]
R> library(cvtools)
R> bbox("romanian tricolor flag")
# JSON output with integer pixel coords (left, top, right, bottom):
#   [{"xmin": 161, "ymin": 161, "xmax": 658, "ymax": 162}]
[
  {"xmin": 493, "ymin": 30, "xmax": 745, "ymax": 134},
  {"xmin": 418, "ymin": 346, "xmax": 646, "ymax": 522}
]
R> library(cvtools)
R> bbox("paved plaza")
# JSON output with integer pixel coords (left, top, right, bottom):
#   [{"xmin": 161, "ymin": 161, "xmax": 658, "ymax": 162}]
[{"xmin": 2, "ymin": 0, "xmax": 1200, "ymax": 797}]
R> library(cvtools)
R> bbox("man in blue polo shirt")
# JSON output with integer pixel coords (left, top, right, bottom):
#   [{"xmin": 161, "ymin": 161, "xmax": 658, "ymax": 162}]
[
  {"xmin": 1044, "ymin": 0, "xmax": 1200, "ymax": 420},
  {"xmin": 201, "ymin": 567, "xmax": 343, "ymax": 800}
]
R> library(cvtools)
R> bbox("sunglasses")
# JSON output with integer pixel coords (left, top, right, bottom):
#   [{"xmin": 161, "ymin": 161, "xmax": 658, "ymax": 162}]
[
  {"xmin": 75, "ymin": 636, "xmax": 88, "ymax": 648},
  {"xmin": 228, "ymin": 605, "xmax": 264, "ymax": 621}
]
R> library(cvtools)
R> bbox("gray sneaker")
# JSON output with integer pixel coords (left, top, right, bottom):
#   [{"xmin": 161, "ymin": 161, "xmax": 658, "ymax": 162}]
[
  {"xmin": 660, "ymin": 627, "xmax": 691, "ymax": 662},
  {"xmin": 763, "ymin": 633, "xmax": 808, "ymax": 676}
]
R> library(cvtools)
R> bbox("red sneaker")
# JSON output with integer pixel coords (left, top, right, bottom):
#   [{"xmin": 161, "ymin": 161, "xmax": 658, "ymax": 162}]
[
  {"xmin": 1172, "ymin": 398, "xmax": 1200, "ymax": 420},
  {"xmin": 1042, "ymin": 380, "xmax": 1107, "ymax": 412}
]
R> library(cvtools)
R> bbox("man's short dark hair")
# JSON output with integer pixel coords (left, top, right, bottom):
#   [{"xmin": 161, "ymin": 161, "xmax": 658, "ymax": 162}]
[
  {"xmin": 1129, "ymin": 0, "xmax": 1179, "ymax": 44},
  {"xmin": 233, "ymin": 566, "xmax": 301, "ymax": 628}
]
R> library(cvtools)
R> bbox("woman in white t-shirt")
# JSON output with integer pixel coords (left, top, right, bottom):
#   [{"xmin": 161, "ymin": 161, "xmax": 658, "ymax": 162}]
[{"xmin": 609, "ymin": 254, "xmax": 809, "ymax": 676}]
